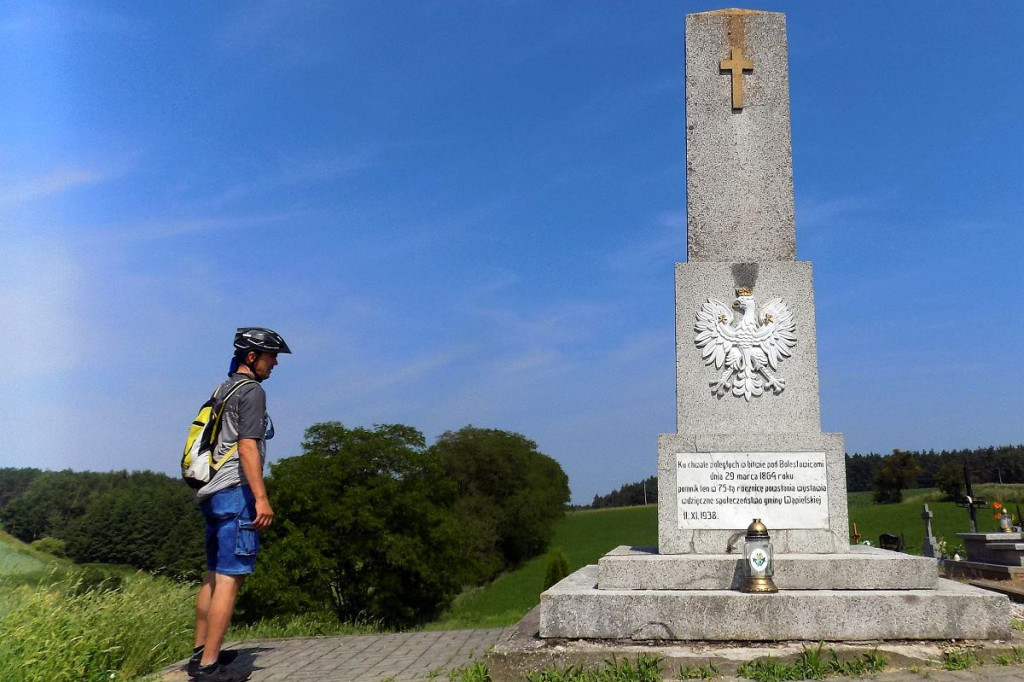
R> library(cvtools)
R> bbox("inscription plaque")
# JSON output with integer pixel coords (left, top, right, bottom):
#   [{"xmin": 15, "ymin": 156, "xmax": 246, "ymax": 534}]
[{"xmin": 676, "ymin": 451, "xmax": 828, "ymax": 530}]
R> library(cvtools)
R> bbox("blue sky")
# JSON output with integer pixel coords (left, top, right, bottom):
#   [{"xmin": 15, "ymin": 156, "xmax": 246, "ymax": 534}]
[{"xmin": 1, "ymin": 1, "xmax": 1021, "ymax": 504}]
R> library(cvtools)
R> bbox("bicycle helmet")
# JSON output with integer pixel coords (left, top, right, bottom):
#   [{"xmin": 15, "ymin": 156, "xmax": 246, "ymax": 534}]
[{"xmin": 233, "ymin": 327, "xmax": 292, "ymax": 355}]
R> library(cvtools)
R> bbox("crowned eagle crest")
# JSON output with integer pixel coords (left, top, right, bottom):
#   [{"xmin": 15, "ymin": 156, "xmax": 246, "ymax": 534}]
[{"xmin": 694, "ymin": 288, "xmax": 796, "ymax": 401}]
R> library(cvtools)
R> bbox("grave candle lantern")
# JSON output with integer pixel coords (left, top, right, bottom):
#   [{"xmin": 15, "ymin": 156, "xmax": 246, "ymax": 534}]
[{"xmin": 741, "ymin": 519, "xmax": 778, "ymax": 593}]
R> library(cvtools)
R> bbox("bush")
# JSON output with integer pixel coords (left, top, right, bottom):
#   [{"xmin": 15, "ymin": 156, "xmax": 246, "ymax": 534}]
[
  {"xmin": 72, "ymin": 566, "xmax": 124, "ymax": 595},
  {"xmin": 543, "ymin": 548, "xmax": 570, "ymax": 590},
  {"xmin": 30, "ymin": 537, "xmax": 66, "ymax": 558}
]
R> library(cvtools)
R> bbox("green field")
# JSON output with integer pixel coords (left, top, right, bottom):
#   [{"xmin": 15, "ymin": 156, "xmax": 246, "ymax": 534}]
[
  {"xmin": 0, "ymin": 532, "xmax": 56, "ymax": 619},
  {"xmin": 432, "ymin": 485, "xmax": 1024, "ymax": 629},
  {"xmin": 0, "ymin": 535, "xmax": 48, "ymax": 577},
  {"xmin": 849, "ymin": 485, "xmax": 1022, "ymax": 555},
  {"xmin": 430, "ymin": 504, "xmax": 657, "ymax": 629}
]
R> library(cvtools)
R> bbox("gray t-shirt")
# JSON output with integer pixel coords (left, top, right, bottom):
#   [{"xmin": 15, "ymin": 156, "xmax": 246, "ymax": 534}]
[{"xmin": 195, "ymin": 374, "xmax": 269, "ymax": 502}]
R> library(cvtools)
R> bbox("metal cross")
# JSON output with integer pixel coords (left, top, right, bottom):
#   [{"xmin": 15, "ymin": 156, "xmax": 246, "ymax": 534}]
[
  {"xmin": 955, "ymin": 462, "xmax": 987, "ymax": 533},
  {"xmin": 720, "ymin": 47, "xmax": 754, "ymax": 109}
]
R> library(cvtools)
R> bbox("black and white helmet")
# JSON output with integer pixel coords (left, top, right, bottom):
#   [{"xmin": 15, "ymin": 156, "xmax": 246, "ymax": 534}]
[{"xmin": 233, "ymin": 327, "xmax": 292, "ymax": 355}]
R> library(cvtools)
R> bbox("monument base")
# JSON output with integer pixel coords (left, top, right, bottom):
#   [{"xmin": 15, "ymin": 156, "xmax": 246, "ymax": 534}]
[
  {"xmin": 490, "ymin": 606, "xmax": 1024, "ymax": 682},
  {"xmin": 540, "ymin": 562, "xmax": 1011, "ymax": 641}
]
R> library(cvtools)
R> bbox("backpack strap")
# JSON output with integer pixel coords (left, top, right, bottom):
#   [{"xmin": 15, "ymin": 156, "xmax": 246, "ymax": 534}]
[{"xmin": 209, "ymin": 378, "xmax": 258, "ymax": 472}]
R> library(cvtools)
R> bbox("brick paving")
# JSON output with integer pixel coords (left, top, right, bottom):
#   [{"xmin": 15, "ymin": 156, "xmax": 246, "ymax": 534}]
[
  {"xmin": 157, "ymin": 629, "xmax": 1024, "ymax": 681},
  {"xmin": 158, "ymin": 628, "xmax": 509, "ymax": 682}
]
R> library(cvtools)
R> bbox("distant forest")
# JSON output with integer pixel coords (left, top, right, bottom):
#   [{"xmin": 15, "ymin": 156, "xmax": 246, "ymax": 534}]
[
  {"xmin": 0, "ymin": 423, "xmax": 570, "ymax": 629},
  {"xmin": 589, "ymin": 475, "xmax": 657, "ymax": 509},
  {"xmin": 587, "ymin": 444, "xmax": 1024, "ymax": 507}
]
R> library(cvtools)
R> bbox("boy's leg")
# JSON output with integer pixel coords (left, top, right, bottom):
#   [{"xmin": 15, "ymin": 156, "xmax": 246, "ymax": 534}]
[
  {"xmin": 199, "ymin": 573, "xmax": 245, "ymax": 666},
  {"xmin": 194, "ymin": 571, "xmax": 216, "ymax": 648}
]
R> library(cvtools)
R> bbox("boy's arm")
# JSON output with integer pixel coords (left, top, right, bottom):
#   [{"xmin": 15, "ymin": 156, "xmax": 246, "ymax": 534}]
[{"xmin": 238, "ymin": 438, "xmax": 273, "ymax": 530}]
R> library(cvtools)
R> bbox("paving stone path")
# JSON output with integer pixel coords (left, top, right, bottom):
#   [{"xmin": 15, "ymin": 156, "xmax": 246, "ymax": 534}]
[
  {"xmin": 158, "ymin": 629, "xmax": 1024, "ymax": 682},
  {"xmin": 158, "ymin": 628, "xmax": 509, "ymax": 682}
]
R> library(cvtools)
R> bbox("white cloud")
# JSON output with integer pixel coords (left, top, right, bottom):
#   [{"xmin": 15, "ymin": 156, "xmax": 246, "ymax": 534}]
[
  {"xmin": 193, "ymin": 149, "xmax": 380, "ymax": 212},
  {"xmin": 116, "ymin": 211, "xmax": 306, "ymax": 241},
  {"xmin": 0, "ymin": 167, "xmax": 109, "ymax": 209},
  {"xmin": 344, "ymin": 349, "xmax": 469, "ymax": 395}
]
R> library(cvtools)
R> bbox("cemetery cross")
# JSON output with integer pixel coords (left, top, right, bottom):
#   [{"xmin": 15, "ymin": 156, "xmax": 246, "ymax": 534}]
[{"xmin": 955, "ymin": 462, "xmax": 987, "ymax": 533}]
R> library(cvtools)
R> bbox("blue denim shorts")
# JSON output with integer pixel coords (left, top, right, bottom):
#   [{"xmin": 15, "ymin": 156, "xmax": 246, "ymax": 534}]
[{"xmin": 199, "ymin": 486, "xmax": 259, "ymax": 575}]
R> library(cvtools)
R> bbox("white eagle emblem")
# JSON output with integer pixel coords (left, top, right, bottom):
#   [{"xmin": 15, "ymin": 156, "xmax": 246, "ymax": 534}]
[{"xmin": 694, "ymin": 290, "xmax": 796, "ymax": 400}]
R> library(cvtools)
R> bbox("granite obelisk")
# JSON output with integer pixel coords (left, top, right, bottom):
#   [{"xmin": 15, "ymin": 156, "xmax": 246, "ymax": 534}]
[
  {"xmin": 658, "ymin": 8, "xmax": 849, "ymax": 556},
  {"xmin": 535, "ymin": 9, "xmax": 1009, "ymax": 642}
]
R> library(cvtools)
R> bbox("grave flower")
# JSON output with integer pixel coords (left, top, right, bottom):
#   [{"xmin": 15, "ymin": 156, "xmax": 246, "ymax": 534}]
[{"xmin": 993, "ymin": 501, "xmax": 1014, "ymax": 532}]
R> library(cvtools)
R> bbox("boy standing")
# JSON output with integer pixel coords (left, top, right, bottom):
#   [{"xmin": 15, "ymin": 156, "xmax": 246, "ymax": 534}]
[{"xmin": 189, "ymin": 328, "xmax": 290, "ymax": 682}]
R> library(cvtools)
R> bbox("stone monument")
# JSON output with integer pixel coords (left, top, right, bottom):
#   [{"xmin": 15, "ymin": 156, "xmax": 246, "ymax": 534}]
[{"xmin": 538, "ymin": 8, "xmax": 1009, "ymax": 641}]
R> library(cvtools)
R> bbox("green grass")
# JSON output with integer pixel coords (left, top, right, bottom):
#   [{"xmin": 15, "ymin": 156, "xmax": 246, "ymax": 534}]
[
  {"xmin": 429, "ymin": 505, "xmax": 657, "ymax": 629},
  {"xmin": 229, "ymin": 612, "xmax": 380, "ymax": 639},
  {"xmin": 523, "ymin": 654, "xmax": 664, "ymax": 681},
  {"xmin": 941, "ymin": 648, "xmax": 981, "ymax": 670},
  {"xmin": 0, "ymin": 533, "xmax": 49, "ymax": 576},
  {"xmin": 735, "ymin": 646, "xmax": 886, "ymax": 681},
  {"xmin": 0, "ymin": 534, "xmax": 199, "ymax": 680},
  {"xmin": 0, "ymin": 531, "xmax": 61, "ymax": 619}
]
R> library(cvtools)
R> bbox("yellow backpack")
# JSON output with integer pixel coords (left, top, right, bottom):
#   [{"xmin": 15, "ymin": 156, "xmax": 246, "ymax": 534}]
[{"xmin": 181, "ymin": 379, "xmax": 256, "ymax": 489}]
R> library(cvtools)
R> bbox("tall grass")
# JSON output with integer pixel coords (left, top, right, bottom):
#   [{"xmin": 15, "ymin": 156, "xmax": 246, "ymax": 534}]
[
  {"xmin": 0, "ymin": 571, "xmax": 195, "ymax": 682},
  {"xmin": 230, "ymin": 611, "xmax": 381, "ymax": 639},
  {"xmin": 0, "ymin": 570, "xmax": 382, "ymax": 681}
]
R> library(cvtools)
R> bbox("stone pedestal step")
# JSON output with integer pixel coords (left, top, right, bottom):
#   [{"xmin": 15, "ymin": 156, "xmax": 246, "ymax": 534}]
[
  {"xmin": 599, "ymin": 545, "xmax": 938, "ymax": 591},
  {"xmin": 542, "ymin": 565, "xmax": 1010, "ymax": 641}
]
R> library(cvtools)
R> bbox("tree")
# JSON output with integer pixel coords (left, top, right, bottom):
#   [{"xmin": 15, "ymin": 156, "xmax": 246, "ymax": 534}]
[
  {"xmin": 873, "ymin": 450, "xmax": 921, "ymax": 504},
  {"xmin": 63, "ymin": 473, "xmax": 204, "ymax": 578},
  {"xmin": 0, "ymin": 468, "xmax": 42, "ymax": 512},
  {"xmin": 934, "ymin": 461, "xmax": 964, "ymax": 501},
  {"xmin": 0, "ymin": 470, "xmax": 110, "ymax": 542},
  {"xmin": 844, "ymin": 453, "xmax": 883, "ymax": 493},
  {"xmin": 430, "ymin": 426, "xmax": 571, "ymax": 573},
  {"xmin": 240, "ymin": 422, "xmax": 474, "ymax": 628}
]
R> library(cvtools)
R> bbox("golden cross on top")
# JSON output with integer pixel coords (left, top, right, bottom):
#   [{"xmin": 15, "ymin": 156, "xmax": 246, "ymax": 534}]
[{"xmin": 720, "ymin": 47, "xmax": 754, "ymax": 109}]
